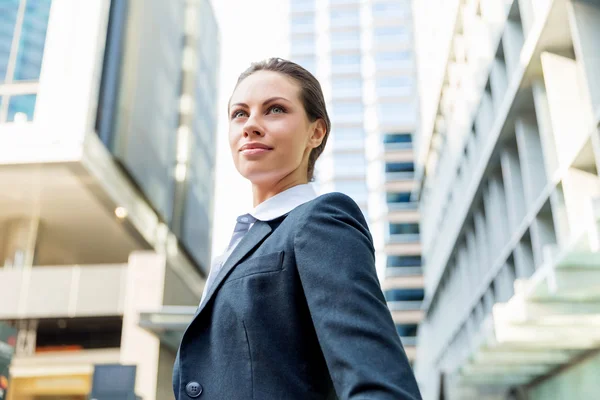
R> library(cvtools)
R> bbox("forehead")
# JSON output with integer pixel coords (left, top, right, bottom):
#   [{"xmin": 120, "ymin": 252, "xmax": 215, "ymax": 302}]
[{"xmin": 230, "ymin": 71, "xmax": 301, "ymax": 105}]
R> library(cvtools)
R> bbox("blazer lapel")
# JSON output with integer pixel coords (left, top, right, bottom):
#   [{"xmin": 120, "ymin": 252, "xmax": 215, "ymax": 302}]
[{"xmin": 195, "ymin": 220, "xmax": 272, "ymax": 316}]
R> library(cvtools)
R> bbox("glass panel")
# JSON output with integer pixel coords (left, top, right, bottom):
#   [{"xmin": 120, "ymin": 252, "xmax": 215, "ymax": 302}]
[
  {"xmin": 332, "ymin": 77, "xmax": 361, "ymax": 91},
  {"xmin": 375, "ymin": 50, "xmax": 412, "ymax": 64},
  {"xmin": 387, "ymin": 255, "xmax": 421, "ymax": 267},
  {"xmin": 372, "ymin": 1, "xmax": 411, "ymax": 19},
  {"xmin": 332, "ymin": 127, "xmax": 364, "ymax": 150},
  {"xmin": 396, "ymin": 324, "xmax": 418, "ymax": 337},
  {"xmin": 386, "ymin": 192, "xmax": 412, "ymax": 204},
  {"xmin": 332, "ymin": 102, "xmax": 363, "ymax": 116},
  {"xmin": 13, "ymin": 0, "xmax": 52, "ymax": 81},
  {"xmin": 389, "ymin": 223, "xmax": 419, "ymax": 235},
  {"xmin": 386, "ymin": 162, "xmax": 414, "ymax": 173},
  {"xmin": 7, "ymin": 93, "xmax": 37, "ymax": 121},
  {"xmin": 385, "ymin": 288, "xmax": 424, "ymax": 302},
  {"xmin": 333, "ymin": 153, "xmax": 366, "ymax": 177},
  {"xmin": 331, "ymin": 53, "xmax": 361, "ymax": 66},
  {"xmin": 378, "ymin": 102, "xmax": 416, "ymax": 125},
  {"xmin": 330, "ymin": 8, "xmax": 360, "ymax": 27},
  {"xmin": 0, "ymin": 0, "xmax": 20, "ymax": 82},
  {"xmin": 383, "ymin": 133, "xmax": 412, "ymax": 144}
]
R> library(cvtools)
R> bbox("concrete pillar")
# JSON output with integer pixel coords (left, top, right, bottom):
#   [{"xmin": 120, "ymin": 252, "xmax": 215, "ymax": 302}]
[
  {"xmin": 120, "ymin": 251, "xmax": 172, "ymax": 400},
  {"xmin": 1, "ymin": 217, "xmax": 41, "ymax": 269}
]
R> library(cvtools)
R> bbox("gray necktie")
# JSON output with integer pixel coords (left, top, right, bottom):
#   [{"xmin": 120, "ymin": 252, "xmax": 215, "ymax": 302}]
[{"xmin": 201, "ymin": 213, "xmax": 256, "ymax": 305}]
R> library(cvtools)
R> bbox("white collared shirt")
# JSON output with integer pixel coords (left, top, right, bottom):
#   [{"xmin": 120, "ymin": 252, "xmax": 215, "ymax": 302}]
[{"xmin": 200, "ymin": 183, "xmax": 318, "ymax": 304}]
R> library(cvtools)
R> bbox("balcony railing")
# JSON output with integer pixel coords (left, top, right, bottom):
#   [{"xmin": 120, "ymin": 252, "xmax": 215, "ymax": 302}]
[
  {"xmin": 388, "ymin": 233, "xmax": 420, "ymax": 243},
  {"xmin": 0, "ymin": 264, "xmax": 127, "ymax": 319},
  {"xmin": 385, "ymin": 172, "xmax": 415, "ymax": 182},
  {"xmin": 384, "ymin": 142, "xmax": 413, "ymax": 151},
  {"xmin": 385, "ymin": 266, "xmax": 423, "ymax": 277},
  {"xmin": 387, "ymin": 301, "xmax": 423, "ymax": 311},
  {"xmin": 387, "ymin": 202, "xmax": 418, "ymax": 211}
]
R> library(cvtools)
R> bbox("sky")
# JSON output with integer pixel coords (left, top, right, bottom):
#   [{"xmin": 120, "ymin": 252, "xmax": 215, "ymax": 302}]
[{"xmin": 210, "ymin": 0, "xmax": 290, "ymax": 256}]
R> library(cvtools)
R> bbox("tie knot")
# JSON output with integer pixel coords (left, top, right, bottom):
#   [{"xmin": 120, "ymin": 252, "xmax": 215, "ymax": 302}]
[
  {"xmin": 236, "ymin": 213, "xmax": 256, "ymax": 224},
  {"xmin": 233, "ymin": 214, "xmax": 256, "ymax": 232}
]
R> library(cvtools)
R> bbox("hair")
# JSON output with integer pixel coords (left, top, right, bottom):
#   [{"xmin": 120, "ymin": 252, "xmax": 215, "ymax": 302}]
[{"xmin": 232, "ymin": 58, "xmax": 331, "ymax": 181}]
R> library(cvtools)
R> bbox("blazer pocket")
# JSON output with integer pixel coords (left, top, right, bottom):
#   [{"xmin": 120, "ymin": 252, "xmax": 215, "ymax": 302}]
[{"xmin": 227, "ymin": 251, "xmax": 284, "ymax": 282}]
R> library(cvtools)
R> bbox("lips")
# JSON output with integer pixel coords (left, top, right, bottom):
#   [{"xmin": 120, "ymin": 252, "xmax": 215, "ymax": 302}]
[{"xmin": 239, "ymin": 142, "xmax": 273, "ymax": 152}]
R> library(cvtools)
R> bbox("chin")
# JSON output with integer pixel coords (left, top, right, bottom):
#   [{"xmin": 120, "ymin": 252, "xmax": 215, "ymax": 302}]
[{"xmin": 240, "ymin": 167, "xmax": 286, "ymax": 186}]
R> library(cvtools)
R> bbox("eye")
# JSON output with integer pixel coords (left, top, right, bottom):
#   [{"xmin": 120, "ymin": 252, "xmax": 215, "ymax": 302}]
[
  {"xmin": 231, "ymin": 109, "xmax": 247, "ymax": 119},
  {"xmin": 268, "ymin": 105, "xmax": 286, "ymax": 115}
]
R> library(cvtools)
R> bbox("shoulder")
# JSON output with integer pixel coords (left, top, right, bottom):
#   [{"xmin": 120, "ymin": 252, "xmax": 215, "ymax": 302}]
[
  {"xmin": 293, "ymin": 191, "xmax": 364, "ymax": 220},
  {"xmin": 290, "ymin": 191, "xmax": 372, "ymax": 244}
]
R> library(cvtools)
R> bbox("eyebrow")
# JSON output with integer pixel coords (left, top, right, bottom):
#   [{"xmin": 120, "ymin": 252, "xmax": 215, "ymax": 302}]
[{"xmin": 230, "ymin": 96, "xmax": 291, "ymax": 110}]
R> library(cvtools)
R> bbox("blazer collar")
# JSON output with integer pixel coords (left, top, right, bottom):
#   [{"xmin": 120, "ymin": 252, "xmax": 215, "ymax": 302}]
[{"xmin": 194, "ymin": 220, "xmax": 273, "ymax": 317}]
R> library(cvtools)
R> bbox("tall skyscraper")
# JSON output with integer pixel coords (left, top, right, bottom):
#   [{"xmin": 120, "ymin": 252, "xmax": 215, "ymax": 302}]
[
  {"xmin": 289, "ymin": 0, "xmax": 423, "ymax": 366},
  {"xmin": 0, "ymin": 0, "xmax": 219, "ymax": 398},
  {"xmin": 413, "ymin": 0, "xmax": 600, "ymax": 399}
]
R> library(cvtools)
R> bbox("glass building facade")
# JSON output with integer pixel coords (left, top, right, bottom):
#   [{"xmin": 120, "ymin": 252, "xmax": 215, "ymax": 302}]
[
  {"xmin": 0, "ymin": 0, "xmax": 52, "ymax": 122},
  {"xmin": 288, "ymin": 0, "xmax": 423, "ymax": 367},
  {"xmin": 0, "ymin": 0, "xmax": 220, "ymax": 397}
]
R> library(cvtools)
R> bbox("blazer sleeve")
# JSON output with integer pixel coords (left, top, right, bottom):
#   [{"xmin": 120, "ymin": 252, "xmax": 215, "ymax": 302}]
[{"xmin": 294, "ymin": 193, "xmax": 422, "ymax": 400}]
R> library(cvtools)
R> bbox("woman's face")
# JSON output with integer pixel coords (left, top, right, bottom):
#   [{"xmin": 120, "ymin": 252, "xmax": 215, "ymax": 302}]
[{"xmin": 228, "ymin": 71, "xmax": 324, "ymax": 186}]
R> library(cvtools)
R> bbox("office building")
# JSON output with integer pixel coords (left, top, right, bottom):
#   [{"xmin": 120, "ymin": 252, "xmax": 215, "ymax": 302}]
[
  {"xmin": 0, "ymin": 0, "xmax": 219, "ymax": 398},
  {"xmin": 289, "ymin": 0, "xmax": 423, "ymax": 364},
  {"xmin": 413, "ymin": 0, "xmax": 600, "ymax": 399}
]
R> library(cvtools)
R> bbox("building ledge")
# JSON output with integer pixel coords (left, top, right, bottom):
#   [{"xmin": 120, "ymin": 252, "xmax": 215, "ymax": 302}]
[{"xmin": 454, "ymin": 223, "xmax": 600, "ymax": 389}]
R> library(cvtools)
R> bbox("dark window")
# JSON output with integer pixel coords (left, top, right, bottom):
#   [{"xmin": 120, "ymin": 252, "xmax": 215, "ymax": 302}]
[
  {"xmin": 387, "ymin": 255, "xmax": 422, "ymax": 267},
  {"xmin": 384, "ymin": 133, "xmax": 412, "ymax": 144},
  {"xmin": 36, "ymin": 317, "xmax": 122, "ymax": 351},
  {"xmin": 385, "ymin": 289, "xmax": 425, "ymax": 302},
  {"xmin": 389, "ymin": 223, "xmax": 419, "ymax": 235},
  {"xmin": 396, "ymin": 324, "xmax": 418, "ymax": 337},
  {"xmin": 385, "ymin": 162, "xmax": 414, "ymax": 173},
  {"xmin": 387, "ymin": 192, "xmax": 412, "ymax": 203}
]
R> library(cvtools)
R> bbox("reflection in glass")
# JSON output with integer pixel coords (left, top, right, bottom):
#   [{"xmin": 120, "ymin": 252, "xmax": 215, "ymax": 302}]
[
  {"xmin": 0, "ymin": 0, "xmax": 20, "ymax": 82},
  {"xmin": 13, "ymin": 0, "xmax": 52, "ymax": 81}
]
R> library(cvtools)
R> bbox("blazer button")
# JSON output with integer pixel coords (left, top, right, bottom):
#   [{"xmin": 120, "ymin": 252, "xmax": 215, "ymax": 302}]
[{"xmin": 186, "ymin": 381, "xmax": 203, "ymax": 398}]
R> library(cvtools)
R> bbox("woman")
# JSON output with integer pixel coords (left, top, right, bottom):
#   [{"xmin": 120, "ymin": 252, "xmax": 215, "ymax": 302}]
[{"xmin": 173, "ymin": 58, "xmax": 422, "ymax": 400}]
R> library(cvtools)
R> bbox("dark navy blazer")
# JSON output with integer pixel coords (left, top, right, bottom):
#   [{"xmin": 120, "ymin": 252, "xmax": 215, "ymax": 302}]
[{"xmin": 173, "ymin": 192, "xmax": 422, "ymax": 399}]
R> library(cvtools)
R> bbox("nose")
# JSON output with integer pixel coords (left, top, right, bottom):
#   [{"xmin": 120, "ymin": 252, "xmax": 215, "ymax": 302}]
[{"xmin": 243, "ymin": 115, "xmax": 264, "ymax": 138}]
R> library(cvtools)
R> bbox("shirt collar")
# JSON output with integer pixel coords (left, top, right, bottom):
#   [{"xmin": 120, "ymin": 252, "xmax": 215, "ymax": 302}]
[{"xmin": 250, "ymin": 184, "xmax": 317, "ymax": 222}]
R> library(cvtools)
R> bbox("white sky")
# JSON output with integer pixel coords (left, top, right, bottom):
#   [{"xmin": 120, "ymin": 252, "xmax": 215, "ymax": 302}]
[{"xmin": 210, "ymin": 0, "xmax": 290, "ymax": 256}]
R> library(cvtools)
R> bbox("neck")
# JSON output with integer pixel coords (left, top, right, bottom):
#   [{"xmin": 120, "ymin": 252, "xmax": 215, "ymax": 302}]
[{"xmin": 252, "ymin": 174, "xmax": 308, "ymax": 207}]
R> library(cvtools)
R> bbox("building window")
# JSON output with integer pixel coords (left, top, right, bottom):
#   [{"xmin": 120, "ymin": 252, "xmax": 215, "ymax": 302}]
[
  {"xmin": 13, "ymin": 0, "xmax": 52, "ymax": 81},
  {"xmin": 372, "ymin": 1, "xmax": 411, "ymax": 19},
  {"xmin": 389, "ymin": 222, "xmax": 419, "ymax": 235},
  {"xmin": 378, "ymin": 102, "xmax": 416, "ymax": 125},
  {"xmin": 374, "ymin": 51, "xmax": 412, "ymax": 69},
  {"xmin": 330, "ymin": 29, "xmax": 360, "ymax": 49},
  {"xmin": 333, "ymin": 153, "xmax": 366, "ymax": 177},
  {"xmin": 385, "ymin": 288, "xmax": 425, "ymax": 302},
  {"xmin": 384, "ymin": 132, "xmax": 412, "ymax": 144},
  {"xmin": 330, "ymin": 8, "xmax": 360, "ymax": 27},
  {"xmin": 0, "ymin": 0, "xmax": 52, "ymax": 122},
  {"xmin": 332, "ymin": 126, "xmax": 364, "ymax": 150},
  {"xmin": 331, "ymin": 76, "xmax": 362, "ymax": 91},
  {"xmin": 387, "ymin": 255, "xmax": 421, "ymax": 267},
  {"xmin": 331, "ymin": 53, "xmax": 361, "ymax": 67},
  {"xmin": 386, "ymin": 192, "xmax": 412, "ymax": 204},
  {"xmin": 396, "ymin": 324, "xmax": 418, "ymax": 337},
  {"xmin": 332, "ymin": 102, "xmax": 363, "ymax": 116},
  {"xmin": 385, "ymin": 162, "xmax": 414, "ymax": 173}
]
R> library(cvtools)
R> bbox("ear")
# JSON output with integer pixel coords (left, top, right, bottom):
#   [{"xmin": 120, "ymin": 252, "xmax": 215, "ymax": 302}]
[{"xmin": 309, "ymin": 119, "xmax": 327, "ymax": 149}]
